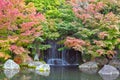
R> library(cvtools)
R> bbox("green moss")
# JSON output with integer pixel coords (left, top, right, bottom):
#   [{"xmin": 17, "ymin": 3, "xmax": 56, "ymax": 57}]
[
  {"xmin": 0, "ymin": 64, "xmax": 3, "ymax": 69},
  {"xmin": 20, "ymin": 63, "xmax": 36, "ymax": 69}
]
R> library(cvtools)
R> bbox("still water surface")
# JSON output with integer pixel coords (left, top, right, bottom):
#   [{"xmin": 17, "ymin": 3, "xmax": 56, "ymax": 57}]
[{"xmin": 0, "ymin": 66, "xmax": 120, "ymax": 80}]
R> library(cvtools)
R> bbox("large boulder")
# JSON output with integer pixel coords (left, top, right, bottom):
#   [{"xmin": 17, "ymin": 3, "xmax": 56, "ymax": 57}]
[
  {"xmin": 79, "ymin": 61, "xmax": 99, "ymax": 74},
  {"xmin": 3, "ymin": 59, "xmax": 20, "ymax": 69},
  {"xmin": 98, "ymin": 65, "xmax": 119, "ymax": 75},
  {"xmin": 36, "ymin": 64, "xmax": 50, "ymax": 71},
  {"xmin": 98, "ymin": 65, "xmax": 119, "ymax": 80}
]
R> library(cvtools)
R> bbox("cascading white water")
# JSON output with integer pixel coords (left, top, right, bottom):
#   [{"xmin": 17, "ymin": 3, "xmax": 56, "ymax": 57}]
[{"xmin": 45, "ymin": 40, "xmax": 80, "ymax": 66}]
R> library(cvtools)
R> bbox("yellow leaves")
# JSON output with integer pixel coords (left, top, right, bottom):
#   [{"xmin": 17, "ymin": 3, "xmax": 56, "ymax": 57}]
[
  {"xmin": 73, "ymin": 45, "xmax": 83, "ymax": 51},
  {"xmin": 98, "ymin": 31, "xmax": 109, "ymax": 39},
  {"xmin": 25, "ymin": 2, "xmax": 36, "ymax": 14},
  {"xmin": 0, "ymin": 36, "xmax": 19, "ymax": 51},
  {"xmin": 0, "ymin": 52, "xmax": 11, "ymax": 60},
  {"xmin": 4, "ymin": 54, "xmax": 11, "ymax": 60},
  {"xmin": 0, "ymin": 40, "xmax": 11, "ymax": 59},
  {"xmin": 109, "ymin": 25, "xmax": 119, "ymax": 32},
  {"xmin": 0, "ymin": 40, "xmax": 10, "ymax": 50},
  {"xmin": 117, "ymin": 38, "xmax": 120, "ymax": 43},
  {"xmin": 94, "ymin": 40, "xmax": 105, "ymax": 47},
  {"xmin": 100, "ymin": 0, "xmax": 118, "ymax": 5},
  {"xmin": 8, "ymin": 36, "xmax": 19, "ymax": 43},
  {"xmin": 105, "ymin": 12, "xmax": 117, "ymax": 22},
  {"xmin": 0, "ymin": 52, "xmax": 5, "ymax": 57},
  {"xmin": 96, "ymin": 49, "xmax": 105, "ymax": 55},
  {"xmin": 106, "ymin": 50, "xmax": 116, "ymax": 59},
  {"xmin": 106, "ymin": 50, "xmax": 116, "ymax": 55},
  {"xmin": 96, "ymin": 49, "xmax": 116, "ymax": 59}
]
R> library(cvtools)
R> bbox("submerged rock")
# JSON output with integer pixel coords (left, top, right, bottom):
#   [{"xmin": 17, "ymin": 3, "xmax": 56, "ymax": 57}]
[
  {"xmin": 3, "ymin": 59, "xmax": 20, "ymax": 69},
  {"xmin": 36, "ymin": 64, "xmax": 50, "ymax": 71},
  {"xmin": 79, "ymin": 61, "xmax": 99, "ymax": 74},
  {"xmin": 98, "ymin": 65, "xmax": 119, "ymax": 75}
]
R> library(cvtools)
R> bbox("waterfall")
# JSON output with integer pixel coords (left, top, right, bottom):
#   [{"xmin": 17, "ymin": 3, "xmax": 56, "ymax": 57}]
[{"xmin": 44, "ymin": 40, "xmax": 81, "ymax": 66}]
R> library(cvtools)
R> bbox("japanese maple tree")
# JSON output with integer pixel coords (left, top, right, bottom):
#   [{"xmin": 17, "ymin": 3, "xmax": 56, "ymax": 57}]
[
  {"xmin": 65, "ymin": 0, "xmax": 120, "ymax": 60},
  {"xmin": 0, "ymin": 0, "xmax": 45, "ymax": 63}
]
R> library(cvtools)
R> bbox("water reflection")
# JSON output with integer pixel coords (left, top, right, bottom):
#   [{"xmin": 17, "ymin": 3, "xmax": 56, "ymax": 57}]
[
  {"xmin": 0, "ymin": 67, "xmax": 120, "ymax": 80},
  {"xmin": 79, "ymin": 68, "xmax": 98, "ymax": 74},
  {"xmin": 35, "ymin": 70, "xmax": 50, "ymax": 76},
  {"xmin": 99, "ymin": 74, "xmax": 119, "ymax": 80},
  {"xmin": 27, "ymin": 69, "xmax": 50, "ymax": 76},
  {"xmin": 47, "ymin": 66, "xmax": 102, "ymax": 80},
  {"xmin": 4, "ymin": 69, "xmax": 19, "ymax": 79}
]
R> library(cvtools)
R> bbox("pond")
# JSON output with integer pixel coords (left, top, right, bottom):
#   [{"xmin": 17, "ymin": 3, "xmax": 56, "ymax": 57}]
[{"xmin": 0, "ymin": 66, "xmax": 120, "ymax": 80}]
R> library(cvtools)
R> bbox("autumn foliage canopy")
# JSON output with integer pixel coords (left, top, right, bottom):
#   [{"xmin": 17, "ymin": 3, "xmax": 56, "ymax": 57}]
[
  {"xmin": 65, "ymin": 0, "xmax": 120, "ymax": 59},
  {"xmin": 0, "ymin": 0, "xmax": 45, "ymax": 61}
]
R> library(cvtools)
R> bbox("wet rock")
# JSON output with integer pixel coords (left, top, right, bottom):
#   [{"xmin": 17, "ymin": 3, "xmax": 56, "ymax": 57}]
[
  {"xmin": 109, "ymin": 59, "xmax": 120, "ymax": 71},
  {"xmin": 98, "ymin": 65, "xmax": 119, "ymax": 75},
  {"xmin": 4, "ymin": 69, "xmax": 19, "ymax": 78},
  {"xmin": 36, "ymin": 64, "xmax": 50, "ymax": 71},
  {"xmin": 79, "ymin": 61, "xmax": 98, "ymax": 74},
  {"xmin": 3, "ymin": 59, "xmax": 20, "ymax": 69}
]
